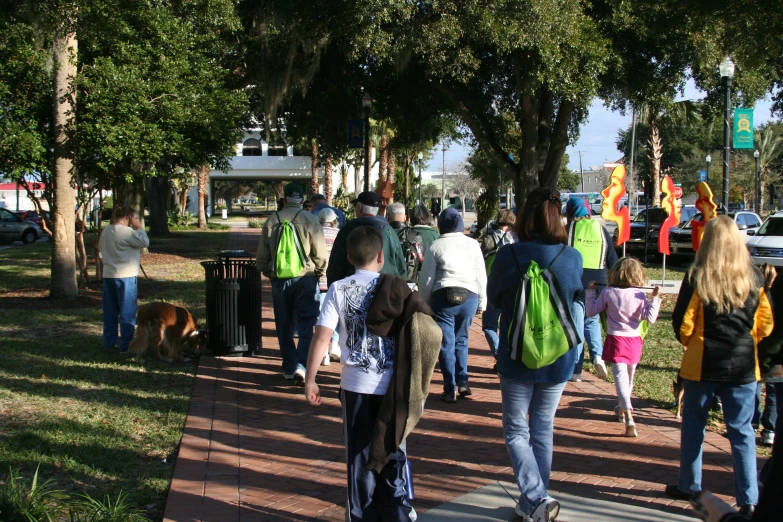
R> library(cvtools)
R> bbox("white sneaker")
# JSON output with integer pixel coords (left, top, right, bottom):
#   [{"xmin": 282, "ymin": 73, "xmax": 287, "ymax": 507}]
[
  {"xmin": 614, "ymin": 406, "xmax": 624, "ymax": 422},
  {"xmin": 593, "ymin": 356, "xmax": 608, "ymax": 380},
  {"xmin": 761, "ymin": 431, "xmax": 775, "ymax": 446},
  {"xmin": 293, "ymin": 367, "xmax": 305, "ymax": 386},
  {"xmin": 626, "ymin": 421, "xmax": 638, "ymax": 438},
  {"xmin": 321, "ymin": 354, "xmax": 330, "ymax": 366},
  {"xmin": 514, "ymin": 502, "xmax": 533, "ymax": 522},
  {"xmin": 531, "ymin": 496, "xmax": 560, "ymax": 522},
  {"xmin": 328, "ymin": 341, "xmax": 341, "ymax": 361}
]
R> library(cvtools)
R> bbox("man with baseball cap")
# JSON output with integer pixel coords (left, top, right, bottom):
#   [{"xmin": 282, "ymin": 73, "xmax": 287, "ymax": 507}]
[
  {"xmin": 326, "ymin": 191, "xmax": 407, "ymax": 286},
  {"xmin": 257, "ymin": 182, "xmax": 328, "ymax": 384}
]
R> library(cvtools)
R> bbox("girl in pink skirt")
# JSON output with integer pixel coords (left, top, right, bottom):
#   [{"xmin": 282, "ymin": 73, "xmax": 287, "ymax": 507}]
[{"xmin": 587, "ymin": 257, "xmax": 661, "ymax": 437}]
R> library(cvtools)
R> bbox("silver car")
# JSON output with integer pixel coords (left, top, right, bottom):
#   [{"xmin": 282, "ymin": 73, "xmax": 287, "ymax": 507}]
[{"xmin": 0, "ymin": 208, "xmax": 42, "ymax": 243}]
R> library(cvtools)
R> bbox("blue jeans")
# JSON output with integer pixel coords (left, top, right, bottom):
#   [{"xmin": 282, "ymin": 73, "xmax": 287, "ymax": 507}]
[
  {"xmin": 431, "ymin": 289, "xmax": 479, "ymax": 394},
  {"xmin": 102, "ymin": 277, "xmax": 138, "ymax": 352},
  {"xmin": 753, "ymin": 382, "xmax": 778, "ymax": 434},
  {"xmin": 318, "ymin": 291, "xmax": 339, "ymax": 344},
  {"xmin": 271, "ymin": 276, "xmax": 320, "ymax": 374},
  {"xmin": 500, "ymin": 378, "xmax": 567, "ymax": 515},
  {"xmin": 678, "ymin": 380, "xmax": 758, "ymax": 506},
  {"xmin": 572, "ymin": 300, "xmax": 586, "ymax": 375},
  {"xmin": 482, "ymin": 302, "xmax": 501, "ymax": 358},
  {"xmin": 584, "ymin": 314, "xmax": 603, "ymax": 360}
]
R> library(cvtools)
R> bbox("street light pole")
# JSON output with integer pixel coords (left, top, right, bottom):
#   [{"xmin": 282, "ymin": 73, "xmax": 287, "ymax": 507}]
[
  {"xmin": 754, "ymin": 149, "xmax": 761, "ymax": 214},
  {"xmin": 705, "ymin": 154, "xmax": 711, "ymax": 183},
  {"xmin": 720, "ymin": 57, "xmax": 735, "ymax": 210},
  {"xmin": 362, "ymin": 93, "xmax": 372, "ymax": 193},
  {"xmin": 15, "ymin": 180, "xmax": 20, "ymax": 212},
  {"xmin": 578, "ymin": 151, "xmax": 585, "ymax": 192},
  {"xmin": 417, "ymin": 152, "xmax": 423, "ymax": 205},
  {"xmin": 441, "ymin": 143, "xmax": 446, "ymax": 209}
]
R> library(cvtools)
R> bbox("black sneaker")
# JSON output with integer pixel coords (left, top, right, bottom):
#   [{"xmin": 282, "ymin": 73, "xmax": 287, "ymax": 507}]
[
  {"xmin": 440, "ymin": 391, "xmax": 457, "ymax": 403},
  {"xmin": 664, "ymin": 484, "xmax": 694, "ymax": 501},
  {"xmin": 739, "ymin": 505, "xmax": 755, "ymax": 516},
  {"xmin": 457, "ymin": 381, "xmax": 472, "ymax": 397}
]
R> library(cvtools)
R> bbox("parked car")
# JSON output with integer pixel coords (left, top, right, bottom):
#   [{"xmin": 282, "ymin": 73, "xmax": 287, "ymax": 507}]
[
  {"xmin": 17, "ymin": 210, "xmax": 49, "ymax": 231},
  {"xmin": 747, "ymin": 211, "xmax": 783, "ymax": 267},
  {"xmin": 670, "ymin": 210, "xmax": 762, "ymax": 258},
  {"xmin": 615, "ymin": 206, "xmax": 696, "ymax": 257},
  {"xmin": 0, "ymin": 208, "xmax": 42, "ymax": 243}
]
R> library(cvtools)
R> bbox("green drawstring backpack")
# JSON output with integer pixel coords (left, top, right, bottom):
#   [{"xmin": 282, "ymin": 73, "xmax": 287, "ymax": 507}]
[
  {"xmin": 508, "ymin": 246, "xmax": 581, "ymax": 369},
  {"xmin": 272, "ymin": 211, "xmax": 308, "ymax": 279}
]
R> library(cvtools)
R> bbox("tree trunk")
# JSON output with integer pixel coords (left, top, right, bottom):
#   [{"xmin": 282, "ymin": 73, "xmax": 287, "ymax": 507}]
[
  {"xmin": 145, "ymin": 175, "xmax": 170, "ymax": 236},
  {"xmin": 387, "ymin": 148, "xmax": 396, "ymax": 204},
  {"xmin": 75, "ymin": 202, "xmax": 89, "ymax": 285},
  {"xmin": 50, "ymin": 30, "xmax": 78, "ymax": 298},
  {"xmin": 311, "ymin": 139, "xmax": 319, "ymax": 195},
  {"xmin": 324, "ymin": 154, "xmax": 334, "ymax": 205},
  {"xmin": 341, "ymin": 164, "xmax": 348, "ymax": 190},
  {"xmin": 197, "ymin": 165, "xmax": 208, "ymax": 229},
  {"xmin": 179, "ymin": 181, "xmax": 188, "ymax": 216},
  {"xmin": 378, "ymin": 136, "xmax": 388, "ymax": 182},
  {"xmin": 647, "ymin": 110, "xmax": 663, "ymax": 207}
]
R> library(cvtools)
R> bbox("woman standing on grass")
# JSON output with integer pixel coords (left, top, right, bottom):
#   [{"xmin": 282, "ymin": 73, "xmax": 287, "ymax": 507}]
[
  {"xmin": 487, "ymin": 188, "xmax": 583, "ymax": 522},
  {"xmin": 666, "ymin": 216, "xmax": 773, "ymax": 516}
]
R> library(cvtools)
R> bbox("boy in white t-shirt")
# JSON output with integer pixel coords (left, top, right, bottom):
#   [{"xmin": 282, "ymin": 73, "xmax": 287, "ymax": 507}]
[{"xmin": 305, "ymin": 226, "xmax": 416, "ymax": 521}]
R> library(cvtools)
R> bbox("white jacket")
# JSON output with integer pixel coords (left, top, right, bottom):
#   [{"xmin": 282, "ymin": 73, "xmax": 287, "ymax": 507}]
[
  {"xmin": 417, "ymin": 232, "xmax": 487, "ymax": 311},
  {"xmin": 99, "ymin": 224, "xmax": 149, "ymax": 278}
]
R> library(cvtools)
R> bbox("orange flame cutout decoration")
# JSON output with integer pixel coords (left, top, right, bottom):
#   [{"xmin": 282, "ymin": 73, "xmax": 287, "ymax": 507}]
[
  {"xmin": 691, "ymin": 182, "xmax": 718, "ymax": 252},
  {"xmin": 601, "ymin": 165, "xmax": 631, "ymax": 245},
  {"xmin": 658, "ymin": 175, "xmax": 681, "ymax": 255}
]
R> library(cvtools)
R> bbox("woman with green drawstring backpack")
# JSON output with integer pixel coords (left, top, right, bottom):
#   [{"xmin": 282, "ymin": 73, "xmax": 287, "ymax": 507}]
[{"xmin": 487, "ymin": 188, "xmax": 584, "ymax": 522}]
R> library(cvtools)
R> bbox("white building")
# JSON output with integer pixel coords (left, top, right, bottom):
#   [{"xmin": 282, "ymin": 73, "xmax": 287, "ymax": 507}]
[
  {"xmin": 0, "ymin": 182, "xmax": 48, "ymax": 212},
  {"xmin": 189, "ymin": 129, "xmax": 380, "ymax": 216}
]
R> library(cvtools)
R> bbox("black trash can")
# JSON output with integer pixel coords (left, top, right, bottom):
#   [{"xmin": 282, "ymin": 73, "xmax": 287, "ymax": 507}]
[{"xmin": 201, "ymin": 250, "xmax": 262, "ymax": 356}]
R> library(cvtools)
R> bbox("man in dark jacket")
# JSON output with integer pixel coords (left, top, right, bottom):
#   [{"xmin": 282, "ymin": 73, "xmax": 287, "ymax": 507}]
[
  {"xmin": 326, "ymin": 191, "xmax": 407, "ymax": 286},
  {"xmin": 387, "ymin": 202, "xmax": 425, "ymax": 284}
]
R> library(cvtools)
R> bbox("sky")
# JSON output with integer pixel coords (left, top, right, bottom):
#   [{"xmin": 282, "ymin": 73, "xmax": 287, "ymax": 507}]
[{"xmin": 425, "ymin": 80, "xmax": 777, "ymax": 173}]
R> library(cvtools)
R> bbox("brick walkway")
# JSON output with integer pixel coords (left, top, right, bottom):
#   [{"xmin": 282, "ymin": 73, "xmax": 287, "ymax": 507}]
[{"xmin": 164, "ymin": 228, "xmax": 749, "ymax": 521}]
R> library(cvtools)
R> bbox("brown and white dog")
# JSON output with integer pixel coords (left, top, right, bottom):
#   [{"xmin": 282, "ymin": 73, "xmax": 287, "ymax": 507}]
[{"xmin": 129, "ymin": 302, "xmax": 206, "ymax": 363}]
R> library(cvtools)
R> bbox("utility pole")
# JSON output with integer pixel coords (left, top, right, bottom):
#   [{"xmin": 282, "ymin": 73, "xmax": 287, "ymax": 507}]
[
  {"xmin": 578, "ymin": 151, "xmax": 585, "ymax": 192},
  {"xmin": 441, "ymin": 142, "xmax": 446, "ymax": 209},
  {"xmin": 629, "ymin": 109, "xmax": 637, "ymax": 212}
]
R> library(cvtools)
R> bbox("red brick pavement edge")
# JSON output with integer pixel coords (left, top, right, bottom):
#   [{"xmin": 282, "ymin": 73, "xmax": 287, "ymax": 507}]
[{"xmin": 163, "ymin": 228, "xmax": 762, "ymax": 521}]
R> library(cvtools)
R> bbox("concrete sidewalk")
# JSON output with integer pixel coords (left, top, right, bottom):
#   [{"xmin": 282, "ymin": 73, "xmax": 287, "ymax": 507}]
[
  {"xmin": 418, "ymin": 482, "xmax": 696, "ymax": 521},
  {"xmin": 161, "ymin": 227, "xmax": 751, "ymax": 521}
]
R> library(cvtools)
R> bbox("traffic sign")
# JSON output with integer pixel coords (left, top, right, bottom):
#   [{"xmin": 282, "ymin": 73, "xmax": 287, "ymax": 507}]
[{"xmin": 674, "ymin": 186, "xmax": 683, "ymax": 198}]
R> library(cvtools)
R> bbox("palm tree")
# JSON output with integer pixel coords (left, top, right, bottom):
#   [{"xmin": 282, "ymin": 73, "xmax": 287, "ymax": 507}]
[
  {"xmin": 51, "ymin": 28, "xmax": 79, "ymax": 297},
  {"xmin": 310, "ymin": 139, "xmax": 319, "ymax": 195},
  {"xmin": 756, "ymin": 126, "xmax": 783, "ymax": 212},
  {"xmin": 324, "ymin": 153, "xmax": 334, "ymax": 204},
  {"xmin": 636, "ymin": 100, "xmax": 703, "ymax": 207}
]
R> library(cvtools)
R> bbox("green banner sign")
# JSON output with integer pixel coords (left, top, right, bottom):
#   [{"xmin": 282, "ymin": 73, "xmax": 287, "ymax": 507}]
[{"xmin": 733, "ymin": 108, "xmax": 754, "ymax": 149}]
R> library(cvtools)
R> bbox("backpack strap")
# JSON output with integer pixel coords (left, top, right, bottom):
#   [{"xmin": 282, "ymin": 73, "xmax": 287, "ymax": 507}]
[
  {"xmin": 289, "ymin": 210, "xmax": 309, "ymax": 265},
  {"xmin": 510, "ymin": 243, "xmax": 567, "ymax": 274}
]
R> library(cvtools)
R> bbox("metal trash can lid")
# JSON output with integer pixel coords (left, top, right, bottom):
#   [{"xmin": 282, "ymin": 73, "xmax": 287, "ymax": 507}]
[{"xmin": 218, "ymin": 250, "xmax": 252, "ymax": 259}]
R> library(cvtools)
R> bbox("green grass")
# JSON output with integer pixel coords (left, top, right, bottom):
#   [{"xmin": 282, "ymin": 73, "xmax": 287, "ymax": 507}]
[
  {"xmin": 0, "ymin": 230, "xmax": 229, "ymax": 520},
  {"xmin": 644, "ymin": 263, "xmax": 687, "ymax": 282}
]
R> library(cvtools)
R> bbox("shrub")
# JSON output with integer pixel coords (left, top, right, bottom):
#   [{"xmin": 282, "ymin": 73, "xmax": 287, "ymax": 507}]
[
  {"xmin": 68, "ymin": 492, "xmax": 150, "ymax": 522},
  {"xmin": 207, "ymin": 223, "xmax": 230, "ymax": 231},
  {"xmin": 248, "ymin": 218, "xmax": 263, "ymax": 228},
  {"xmin": 167, "ymin": 210, "xmax": 193, "ymax": 227},
  {"xmin": 0, "ymin": 466, "xmax": 67, "ymax": 522}
]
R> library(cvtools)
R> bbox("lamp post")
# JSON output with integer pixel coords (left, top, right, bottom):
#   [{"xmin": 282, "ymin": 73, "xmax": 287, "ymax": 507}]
[
  {"xmin": 441, "ymin": 143, "xmax": 446, "ymax": 209},
  {"xmin": 719, "ymin": 56, "xmax": 735, "ymax": 210},
  {"xmin": 705, "ymin": 154, "xmax": 711, "ymax": 183},
  {"xmin": 754, "ymin": 149, "xmax": 761, "ymax": 214},
  {"xmin": 362, "ymin": 93, "xmax": 372, "ymax": 192},
  {"xmin": 417, "ymin": 152, "xmax": 423, "ymax": 205}
]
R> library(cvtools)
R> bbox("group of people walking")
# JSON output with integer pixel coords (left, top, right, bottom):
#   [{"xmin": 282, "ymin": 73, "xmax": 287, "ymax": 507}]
[{"xmin": 254, "ymin": 183, "xmax": 781, "ymax": 522}]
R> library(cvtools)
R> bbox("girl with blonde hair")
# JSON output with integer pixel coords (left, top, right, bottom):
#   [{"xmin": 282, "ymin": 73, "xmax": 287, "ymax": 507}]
[
  {"xmin": 666, "ymin": 215, "xmax": 774, "ymax": 515},
  {"xmin": 586, "ymin": 257, "xmax": 661, "ymax": 437}
]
